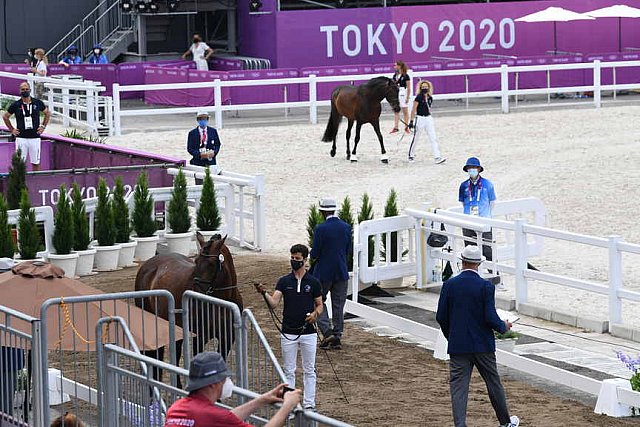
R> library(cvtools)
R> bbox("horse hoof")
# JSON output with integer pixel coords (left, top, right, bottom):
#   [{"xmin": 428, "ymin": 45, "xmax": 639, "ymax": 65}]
[
  {"xmin": 380, "ymin": 154, "xmax": 389, "ymax": 164},
  {"xmin": 350, "ymin": 155, "xmax": 358, "ymax": 163},
  {"xmin": 330, "ymin": 149, "xmax": 336, "ymax": 158}
]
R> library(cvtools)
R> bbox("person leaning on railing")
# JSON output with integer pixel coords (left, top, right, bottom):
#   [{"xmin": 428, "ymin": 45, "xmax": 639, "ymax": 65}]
[{"xmin": 164, "ymin": 351, "xmax": 302, "ymax": 427}]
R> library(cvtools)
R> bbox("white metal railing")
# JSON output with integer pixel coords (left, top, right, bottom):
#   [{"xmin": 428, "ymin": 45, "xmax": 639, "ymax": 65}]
[{"xmin": 111, "ymin": 59, "xmax": 640, "ymax": 134}]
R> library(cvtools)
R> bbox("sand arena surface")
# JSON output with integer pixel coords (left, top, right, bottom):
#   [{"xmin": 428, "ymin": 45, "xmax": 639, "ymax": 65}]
[{"xmin": 93, "ymin": 104, "xmax": 640, "ymax": 325}]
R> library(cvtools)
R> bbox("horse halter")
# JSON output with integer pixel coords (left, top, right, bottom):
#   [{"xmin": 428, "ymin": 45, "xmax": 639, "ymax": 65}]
[{"xmin": 193, "ymin": 243, "xmax": 231, "ymax": 295}]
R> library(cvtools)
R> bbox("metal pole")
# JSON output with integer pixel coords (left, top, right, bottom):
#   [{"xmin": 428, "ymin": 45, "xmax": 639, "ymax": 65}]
[
  {"xmin": 31, "ymin": 320, "xmax": 45, "ymax": 427},
  {"xmin": 608, "ymin": 235, "xmax": 623, "ymax": 325},
  {"xmin": 593, "ymin": 60, "xmax": 601, "ymax": 108},
  {"xmin": 500, "ymin": 64, "xmax": 509, "ymax": 114},
  {"xmin": 227, "ymin": 9, "xmax": 237, "ymax": 53},
  {"xmin": 137, "ymin": 14, "xmax": 147, "ymax": 56},
  {"xmin": 214, "ymin": 79, "xmax": 223, "ymax": 129},
  {"xmin": 113, "ymin": 83, "xmax": 121, "ymax": 136},
  {"xmin": 309, "ymin": 74, "xmax": 318, "ymax": 124}
]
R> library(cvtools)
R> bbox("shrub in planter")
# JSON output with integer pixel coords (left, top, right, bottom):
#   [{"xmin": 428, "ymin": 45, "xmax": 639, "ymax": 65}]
[
  {"xmin": 0, "ymin": 195, "xmax": 15, "ymax": 258},
  {"xmin": 70, "ymin": 183, "xmax": 95, "ymax": 276},
  {"xmin": 113, "ymin": 177, "xmax": 131, "ymax": 243},
  {"xmin": 8, "ymin": 151, "xmax": 27, "ymax": 210},
  {"xmin": 17, "ymin": 189, "xmax": 40, "ymax": 260},
  {"xmin": 95, "ymin": 178, "xmax": 116, "ymax": 247},
  {"xmin": 52, "ymin": 185, "xmax": 74, "ymax": 254},
  {"xmin": 338, "ymin": 196, "xmax": 355, "ymax": 272},
  {"xmin": 168, "ymin": 169, "xmax": 191, "ymax": 234},
  {"xmin": 132, "ymin": 172, "xmax": 157, "ymax": 238},
  {"xmin": 71, "ymin": 183, "xmax": 91, "ymax": 251},
  {"xmin": 196, "ymin": 167, "xmax": 222, "ymax": 232},
  {"xmin": 357, "ymin": 193, "xmax": 374, "ymax": 267},
  {"xmin": 306, "ymin": 204, "xmax": 324, "ymax": 248}
]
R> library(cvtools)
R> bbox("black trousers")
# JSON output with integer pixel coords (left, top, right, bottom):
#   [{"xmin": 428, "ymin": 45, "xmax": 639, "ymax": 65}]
[
  {"xmin": 449, "ymin": 352, "xmax": 511, "ymax": 427},
  {"xmin": 462, "ymin": 228, "xmax": 493, "ymax": 261}
]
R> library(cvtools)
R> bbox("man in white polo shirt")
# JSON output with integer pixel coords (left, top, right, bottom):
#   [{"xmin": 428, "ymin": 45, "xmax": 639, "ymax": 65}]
[{"xmin": 2, "ymin": 81, "xmax": 51, "ymax": 171}]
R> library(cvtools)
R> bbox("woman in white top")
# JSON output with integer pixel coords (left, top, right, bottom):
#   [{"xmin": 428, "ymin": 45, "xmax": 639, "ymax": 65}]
[
  {"xmin": 182, "ymin": 34, "xmax": 213, "ymax": 71},
  {"xmin": 31, "ymin": 48, "xmax": 48, "ymax": 98},
  {"xmin": 31, "ymin": 48, "xmax": 47, "ymax": 77}
]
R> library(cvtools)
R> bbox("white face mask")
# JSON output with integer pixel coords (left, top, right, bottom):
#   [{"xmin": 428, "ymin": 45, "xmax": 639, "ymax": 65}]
[
  {"xmin": 468, "ymin": 169, "xmax": 479, "ymax": 179},
  {"xmin": 220, "ymin": 377, "xmax": 234, "ymax": 400}
]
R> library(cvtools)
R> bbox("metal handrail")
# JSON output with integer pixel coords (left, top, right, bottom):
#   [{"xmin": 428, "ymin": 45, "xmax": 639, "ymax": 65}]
[
  {"xmin": 56, "ymin": 25, "xmax": 95, "ymax": 62},
  {"xmin": 47, "ymin": 24, "xmax": 81, "ymax": 58},
  {"xmin": 82, "ymin": 0, "xmax": 110, "ymax": 29}
]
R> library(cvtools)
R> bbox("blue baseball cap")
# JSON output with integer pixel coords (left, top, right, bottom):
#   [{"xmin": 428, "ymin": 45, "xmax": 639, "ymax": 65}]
[{"xmin": 463, "ymin": 157, "xmax": 484, "ymax": 172}]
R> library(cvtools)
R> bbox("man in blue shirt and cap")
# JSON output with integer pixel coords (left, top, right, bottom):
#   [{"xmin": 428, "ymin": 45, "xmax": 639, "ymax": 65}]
[{"xmin": 458, "ymin": 157, "xmax": 496, "ymax": 261}]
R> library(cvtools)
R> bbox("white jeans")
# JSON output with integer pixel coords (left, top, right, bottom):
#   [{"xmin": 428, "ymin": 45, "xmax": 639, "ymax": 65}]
[
  {"xmin": 281, "ymin": 333, "xmax": 317, "ymax": 408},
  {"xmin": 398, "ymin": 87, "xmax": 408, "ymax": 108},
  {"xmin": 15, "ymin": 137, "xmax": 41, "ymax": 165},
  {"xmin": 409, "ymin": 115, "xmax": 441, "ymax": 159}
]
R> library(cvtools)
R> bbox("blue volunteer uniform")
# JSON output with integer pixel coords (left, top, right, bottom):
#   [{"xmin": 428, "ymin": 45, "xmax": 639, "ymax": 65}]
[
  {"xmin": 187, "ymin": 126, "xmax": 221, "ymax": 166},
  {"xmin": 275, "ymin": 272, "xmax": 322, "ymax": 335},
  {"xmin": 458, "ymin": 176, "xmax": 496, "ymax": 218}
]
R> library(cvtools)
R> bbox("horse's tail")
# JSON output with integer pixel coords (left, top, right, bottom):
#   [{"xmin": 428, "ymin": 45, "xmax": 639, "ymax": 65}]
[{"xmin": 322, "ymin": 91, "xmax": 342, "ymax": 142}]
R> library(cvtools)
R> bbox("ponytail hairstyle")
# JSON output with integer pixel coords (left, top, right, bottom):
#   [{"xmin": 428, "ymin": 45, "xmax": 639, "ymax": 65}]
[{"xmin": 395, "ymin": 60, "xmax": 408, "ymax": 76}]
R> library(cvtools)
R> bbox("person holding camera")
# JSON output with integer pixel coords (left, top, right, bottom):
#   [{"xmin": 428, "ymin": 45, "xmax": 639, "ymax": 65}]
[
  {"xmin": 165, "ymin": 351, "xmax": 301, "ymax": 427},
  {"xmin": 436, "ymin": 246, "xmax": 519, "ymax": 427},
  {"xmin": 407, "ymin": 80, "xmax": 446, "ymax": 165},
  {"xmin": 255, "ymin": 244, "xmax": 323, "ymax": 410}
]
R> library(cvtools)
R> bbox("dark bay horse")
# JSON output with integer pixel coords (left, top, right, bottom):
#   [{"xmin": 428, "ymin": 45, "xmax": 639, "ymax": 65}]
[
  {"xmin": 322, "ymin": 76, "xmax": 401, "ymax": 163},
  {"xmin": 134, "ymin": 232, "xmax": 243, "ymax": 386}
]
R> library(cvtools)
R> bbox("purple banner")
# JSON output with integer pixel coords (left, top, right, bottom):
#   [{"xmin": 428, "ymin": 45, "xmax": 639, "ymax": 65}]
[
  {"xmin": 228, "ymin": 68, "xmax": 300, "ymax": 104},
  {"xmin": 238, "ymin": 0, "xmax": 640, "ymax": 68},
  {"xmin": 0, "ymin": 129, "xmax": 183, "ymax": 208},
  {"xmin": 144, "ymin": 67, "xmax": 190, "ymax": 106}
]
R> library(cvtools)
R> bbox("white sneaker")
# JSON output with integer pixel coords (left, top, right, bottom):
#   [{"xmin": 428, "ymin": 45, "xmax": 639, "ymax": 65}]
[
  {"xmin": 434, "ymin": 157, "xmax": 446, "ymax": 164},
  {"xmin": 500, "ymin": 415, "xmax": 520, "ymax": 427}
]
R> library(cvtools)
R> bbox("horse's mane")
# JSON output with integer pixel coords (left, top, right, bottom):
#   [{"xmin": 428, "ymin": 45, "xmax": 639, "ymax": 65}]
[{"xmin": 363, "ymin": 76, "xmax": 392, "ymax": 88}]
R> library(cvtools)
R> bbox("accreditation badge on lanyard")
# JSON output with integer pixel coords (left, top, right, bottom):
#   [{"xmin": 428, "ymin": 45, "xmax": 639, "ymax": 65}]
[
  {"xmin": 22, "ymin": 103, "xmax": 33, "ymax": 130},
  {"xmin": 468, "ymin": 179, "xmax": 482, "ymax": 216}
]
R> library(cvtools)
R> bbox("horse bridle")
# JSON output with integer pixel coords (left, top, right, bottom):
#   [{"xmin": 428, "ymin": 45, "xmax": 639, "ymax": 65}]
[{"xmin": 193, "ymin": 246, "xmax": 237, "ymax": 295}]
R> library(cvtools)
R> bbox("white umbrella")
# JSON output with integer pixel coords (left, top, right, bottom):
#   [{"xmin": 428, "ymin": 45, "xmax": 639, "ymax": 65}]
[
  {"xmin": 515, "ymin": 7, "xmax": 595, "ymax": 54},
  {"xmin": 585, "ymin": 4, "xmax": 640, "ymax": 52}
]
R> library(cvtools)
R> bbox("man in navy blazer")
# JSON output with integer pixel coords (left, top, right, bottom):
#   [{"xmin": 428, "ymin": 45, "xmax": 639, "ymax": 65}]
[
  {"xmin": 311, "ymin": 197, "xmax": 351, "ymax": 350},
  {"xmin": 187, "ymin": 111, "xmax": 221, "ymax": 183},
  {"xmin": 436, "ymin": 246, "xmax": 519, "ymax": 427}
]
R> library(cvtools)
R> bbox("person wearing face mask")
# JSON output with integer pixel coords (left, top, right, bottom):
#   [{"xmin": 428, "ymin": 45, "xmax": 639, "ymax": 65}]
[
  {"xmin": 3, "ymin": 82, "xmax": 51, "ymax": 171},
  {"xmin": 58, "ymin": 46, "xmax": 82, "ymax": 67},
  {"xmin": 24, "ymin": 48, "xmax": 38, "ymax": 68},
  {"xmin": 255, "ymin": 244, "xmax": 323, "ymax": 410},
  {"xmin": 31, "ymin": 48, "xmax": 48, "ymax": 98},
  {"xmin": 182, "ymin": 33, "xmax": 214, "ymax": 71},
  {"xmin": 187, "ymin": 111, "xmax": 221, "ymax": 182},
  {"xmin": 459, "ymin": 157, "xmax": 496, "ymax": 262},
  {"xmin": 390, "ymin": 60, "xmax": 411, "ymax": 135},
  {"xmin": 87, "ymin": 44, "xmax": 108, "ymax": 64},
  {"xmin": 165, "ymin": 351, "xmax": 302, "ymax": 426},
  {"xmin": 407, "ymin": 80, "xmax": 446, "ymax": 164}
]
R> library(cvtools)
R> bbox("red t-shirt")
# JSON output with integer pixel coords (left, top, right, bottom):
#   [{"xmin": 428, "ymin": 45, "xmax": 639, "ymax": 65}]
[{"xmin": 165, "ymin": 394, "xmax": 252, "ymax": 427}]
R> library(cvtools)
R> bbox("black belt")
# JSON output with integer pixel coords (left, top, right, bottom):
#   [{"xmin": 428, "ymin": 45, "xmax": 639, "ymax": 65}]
[{"xmin": 417, "ymin": 114, "xmax": 431, "ymax": 117}]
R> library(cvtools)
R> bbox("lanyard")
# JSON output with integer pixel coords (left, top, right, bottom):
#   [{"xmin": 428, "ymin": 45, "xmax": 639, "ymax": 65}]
[
  {"xmin": 468, "ymin": 178, "xmax": 482, "ymax": 203},
  {"xmin": 21, "ymin": 102, "xmax": 32, "ymax": 117}
]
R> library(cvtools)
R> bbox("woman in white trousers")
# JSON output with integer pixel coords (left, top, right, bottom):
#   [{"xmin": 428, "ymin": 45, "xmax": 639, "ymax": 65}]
[{"xmin": 408, "ymin": 80, "xmax": 446, "ymax": 164}]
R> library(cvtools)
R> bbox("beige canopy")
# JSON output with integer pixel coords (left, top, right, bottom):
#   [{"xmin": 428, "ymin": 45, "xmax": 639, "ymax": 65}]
[{"xmin": 0, "ymin": 262, "xmax": 181, "ymax": 351}]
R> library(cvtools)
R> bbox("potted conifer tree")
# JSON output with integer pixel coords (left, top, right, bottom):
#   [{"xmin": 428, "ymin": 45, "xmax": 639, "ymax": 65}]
[
  {"xmin": 17, "ymin": 189, "xmax": 42, "ymax": 262},
  {"xmin": 131, "ymin": 172, "xmax": 159, "ymax": 262},
  {"xmin": 165, "ymin": 169, "xmax": 193, "ymax": 255},
  {"xmin": 0, "ymin": 195, "xmax": 15, "ymax": 259},
  {"xmin": 71, "ymin": 183, "xmax": 96, "ymax": 276},
  {"xmin": 113, "ymin": 177, "xmax": 137, "ymax": 267},
  {"xmin": 93, "ymin": 178, "xmax": 121, "ymax": 271},
  {"xmin": 47, "ymin": 185, "xmax": 78, "ymax": 278},
  {"xmin": 358, "ymin": 193, "xmax": 375, "ymax": 268},
  {"xmin": 196, "ymin": 166, "xmax": 223, "ymax": 238},
  {"xmin": 306, "ymin": 203, "xmax": 324, "ymax": 270},
  {"xmin": 380, "ymin": 189, "xmax": 406, "ymax": 288}
]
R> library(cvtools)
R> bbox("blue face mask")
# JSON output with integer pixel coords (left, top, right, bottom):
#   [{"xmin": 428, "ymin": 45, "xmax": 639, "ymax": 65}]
[
  {"xmin": 198, "ymin": 119, "xmax": 208, "ymax": 128},
  {"xmin": 468, "ymin": 169, "xmax": 479, "ymax": 179}
]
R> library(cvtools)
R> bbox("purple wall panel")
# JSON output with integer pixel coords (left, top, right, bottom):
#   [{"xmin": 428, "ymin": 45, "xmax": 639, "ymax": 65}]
[
  {"xmin": 144, "ymin": 67, "xmax": 190, "ymax": 106},
  {"xmin": 210, "ymin": 58, "xmax": 244, "ymax": 71},
  {"xmin": 227, "ymin": 69, "xmax": 299, "ymax": 105},
  {"xmin": 254, "ymin": 0, "xmax": 640, "ymax": 69}
]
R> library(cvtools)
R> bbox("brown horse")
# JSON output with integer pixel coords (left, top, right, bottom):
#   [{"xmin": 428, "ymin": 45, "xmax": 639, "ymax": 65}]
[
  {"xmin": 322, "ymin": 76, "xmax": 401, "ymax": 163},
  {"xmin": 134, "ymin": 232, "xmax": 243, "ymax": 386}
]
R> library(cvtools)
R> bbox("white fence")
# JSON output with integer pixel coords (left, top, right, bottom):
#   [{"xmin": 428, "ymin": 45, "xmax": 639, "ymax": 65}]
[
  {"xmin": 111, "ymin": 59, "xmax": 640, "ymax": 134},
  {"xmin": 352, "ymin": 197, "xmax": 640, "ymax": 327}
]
